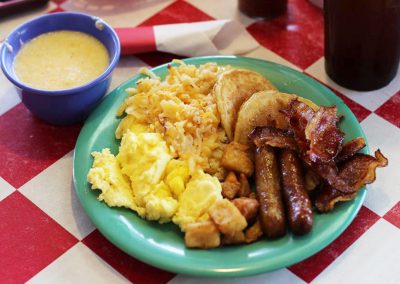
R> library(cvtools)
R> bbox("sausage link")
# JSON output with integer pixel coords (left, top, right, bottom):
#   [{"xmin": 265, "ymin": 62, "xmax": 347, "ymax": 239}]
[
  {"xmin": 255, "ymin": 146, "xmax": 286, "ymax": 238},
  {"xmin": 279, "ymin": 149, "xmax": 313, "ymax": 235}
]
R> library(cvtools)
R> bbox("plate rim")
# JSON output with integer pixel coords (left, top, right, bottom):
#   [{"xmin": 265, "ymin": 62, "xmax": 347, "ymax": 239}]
[{"xmin": 73, "ymin": 55, "xmax": 368, "ymax": 278}]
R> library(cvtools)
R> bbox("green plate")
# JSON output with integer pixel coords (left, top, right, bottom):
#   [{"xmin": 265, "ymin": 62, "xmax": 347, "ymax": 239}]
[{"xmin": 73, "ymin": 56, "xmax": 368, "ymax": 278}]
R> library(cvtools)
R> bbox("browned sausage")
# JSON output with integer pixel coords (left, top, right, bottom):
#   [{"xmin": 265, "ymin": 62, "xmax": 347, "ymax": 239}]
[
  {"xmin": 255, "ymin": 146, "xmax": 286, "ymax": 238},
  {"xmin": 279, "ymin": 149, "xmax": 313, "ymax": 235}
]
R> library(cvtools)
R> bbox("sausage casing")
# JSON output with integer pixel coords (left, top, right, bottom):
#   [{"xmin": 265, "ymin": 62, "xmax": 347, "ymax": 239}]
[
  {"xmin": 279, "ymin": 149, "xmax": 313, "ymax": 235},
  {"xmin": 255, "ymin": 146, "xmax": 286, "ymax": 238}
]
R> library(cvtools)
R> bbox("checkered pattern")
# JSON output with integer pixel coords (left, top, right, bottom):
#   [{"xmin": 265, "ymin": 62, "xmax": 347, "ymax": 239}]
[{"xmin": 1, "ymin": 0, "xmax": 399, "ymax": 283}]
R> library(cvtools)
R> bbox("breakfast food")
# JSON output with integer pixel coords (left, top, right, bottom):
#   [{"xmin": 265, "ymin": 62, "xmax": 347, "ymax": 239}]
[
  {"xmin": 115, "ymin": 62, "xmax": 230, "ymax": 179},
  {"xmin": 14, "ymin": 30, "xmax": 109, "ymax": 90},
  {"xmin": 254, "ymin": 146, "xmax": 286, "ymax": 238},
  {"xmin": 213, "ymin": 69, "xmax": 277, "ymax": 140},
  {"xmin": 234, "ymin": 91, "xmax": 318, "ymax": 146},
  {"xmin": 279, "ymin": 149, "xmax": 313, "ymax": 236},
  {"xmin": 88, "ymin": 61, "xmax": 229, "ymax": 234},
  {"xmin": 250, "ymin": 99, "xmax": 388, "ymax": 217},
  {"xmin": 220, "ymin": 142, "xmax": 254, "ymax": 176},
  {"xmin": 88, "ymin": 60, "xmax": 387, "ymax": 249},
  {"xmin": 281, "ymin": 99, "xmax": 388, "ymax": 194}
]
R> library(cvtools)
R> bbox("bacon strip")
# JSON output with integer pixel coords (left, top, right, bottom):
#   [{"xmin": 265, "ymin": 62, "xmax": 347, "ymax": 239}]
[
  {"xmin": 280, "ymin": 99, "xmax": 314, "ymax": 153},
  {"xmin": 309, "ymin": 160, "xmax": 346, "ymax": 190},
  {"xmin": 336, "ymin": 137, "xmax": 366, "ymax": 163},
  {"xmin": 308, "ymin": 151, "xmax": 387, "ymax": 212},
  {"xmin": 315, "ymin": 184, "xmax": 358, "ymax": 212},
  {"xmin": 305, "ymin": 106, "xmax": 344, "ymax": 163},
  {"xmin": 280, "ymin": 99, "xmax": 388, "ymax": 194},
  {"xmin": 282, "ymin": 101, "xmax": 344, "ymax": 162},
  {"xmin": 337, "ymin": 149, "xmax": 388, "ymax": 191},
  {"xmin": 248, "ymin": 126, "xmax": 297, "ymax": 150},
  {"xmin": 310, "ymin": 150, "xmax": 388, "ymax": 193}
]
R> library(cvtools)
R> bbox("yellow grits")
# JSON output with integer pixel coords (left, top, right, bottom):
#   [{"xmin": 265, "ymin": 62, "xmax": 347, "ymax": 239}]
[{"xmin": 14, "ymin": 30, "xmax": 109, "ymax": 90}]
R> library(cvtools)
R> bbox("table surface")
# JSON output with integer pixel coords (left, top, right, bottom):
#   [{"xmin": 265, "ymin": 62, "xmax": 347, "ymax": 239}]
[{"xmin": 1, "ymin": 1, "xmax": 399, "ymax": 283}]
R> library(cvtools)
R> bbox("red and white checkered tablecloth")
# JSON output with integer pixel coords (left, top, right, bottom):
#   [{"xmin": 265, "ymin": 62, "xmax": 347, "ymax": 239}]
[{"xmin": 1, "ymin": 0, "xmax": 399, "ymax": 283}]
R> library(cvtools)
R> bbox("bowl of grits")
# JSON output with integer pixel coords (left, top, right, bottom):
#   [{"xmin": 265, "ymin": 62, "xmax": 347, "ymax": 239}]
[{"xmin": 0, "ymin": 12, "xmax": 120, "ymax": 125}]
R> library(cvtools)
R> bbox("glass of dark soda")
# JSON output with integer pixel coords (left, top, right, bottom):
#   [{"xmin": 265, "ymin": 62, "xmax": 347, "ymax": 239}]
[
  {"xmin": 324, "ymin": 0, "xmax": 400, "ymax": 91},
  {"xmin": 238, "ymin": 0, "xmax": 287, "ymax": 19}
]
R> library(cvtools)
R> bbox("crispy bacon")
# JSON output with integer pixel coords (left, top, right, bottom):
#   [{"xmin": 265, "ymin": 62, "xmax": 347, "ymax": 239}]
[
  {"xmin": 281, "ymin": 100, "xmax": 346, "ymax": 190},
  {"xmin": 337, "ymin": 149, "xmax": 388, "ymax": 191},
  {"xmin": 282, "ymin": 101, "xmax": 344, "ymax": 163},
  {"xmin": 336, "ymin": 137, "xmax": 366, "ymax": 163},
  {"xmin": 315, "ymin": 184, "xmax": 358, "ymax": 212},
  {"xmin": 245, "ymin": 97, "xmax": 387, "ymax": 216},
  {"xmin": 310, "ymin": 149, "xmax": 388, "ymax": 193},
  {"xmin": 280, "ymin": 99, "xmax": 387, "ymax": 194},
  {"xmin": 309, "ymin": 160, "xmax": 346, "ymax": 190},
  {"xmin": 305, "ymin": 106, "xmax": 344, "ymax": 163},
  {"xmin": 248, "ymin": 126, "xmax": 297, "ymax": 150},
  {"xmin": 281, "ymin": 99, "xmax": 314, "ymax": 153},
  {"xmin": 315, "ymin": 149, "xmax": 387, "ymax": 211}
]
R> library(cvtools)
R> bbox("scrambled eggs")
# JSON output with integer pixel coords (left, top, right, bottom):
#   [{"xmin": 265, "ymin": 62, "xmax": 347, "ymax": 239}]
[
  {"xmin": 87, "ymin": 61, "xmax": 226, "ymax": 230},
  {"xmin": 88, "ymin": 148, "xmax": 135, "ymax": 209},
  {"xmin": 117, "ymin": 130, "xmax": 176, "ymax": 222},
  {"xmin": 173, "ymin": 171, "xmax": 222, "ymax": 229},
  {"xmin": 88, "ymin": 128, "xmax": 222, "ymax": 228}
]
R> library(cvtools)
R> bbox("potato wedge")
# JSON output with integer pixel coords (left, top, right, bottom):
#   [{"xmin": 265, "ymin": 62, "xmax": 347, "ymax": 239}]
[
  {"xmin": 213, "ymin": 69, "xmax": 277, "ymax": 140},
  {"xmin": 234, "ymin": 91, "xmax": 318, "ymax": 146}
]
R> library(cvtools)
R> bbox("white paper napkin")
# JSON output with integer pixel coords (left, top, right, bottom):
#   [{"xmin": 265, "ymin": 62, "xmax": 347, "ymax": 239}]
[{"xmin": 154, "ymin": 19, "xmax": 259, "ymax": 56}]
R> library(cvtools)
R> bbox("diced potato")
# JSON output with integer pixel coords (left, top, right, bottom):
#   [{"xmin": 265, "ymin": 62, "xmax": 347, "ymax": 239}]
[
  {"xmin": 222, "ymin": 230, "xmax": 246, "ymax": 245},
  {"xmin": 232, "ymin": 197, "xmax": 259, "ymax": 222},
  {"xmin": 238, "ymin": 173, "xmax": 251, "ymax": 197},
  {"xmin": 245, "ymin": 220, "xmax": 263, "ymax": 244},
  {"xmin": 221, "ymin": 142, "xmax": 254, "ymax": 176},
  {"xmin": 184, "ymin": 221, "xmax": 220, "ymax": 249},
  {"xmin": 221, "ymin": 171, "xmax": 240, "ymax": 199},
  {"xmin": 208, "ymin": 199, "xmax": 247, "ymax": 235}
]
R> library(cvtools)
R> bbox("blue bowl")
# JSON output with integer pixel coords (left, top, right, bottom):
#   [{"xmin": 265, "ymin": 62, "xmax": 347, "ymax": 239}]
[{"xmin": 0, "ymin": 12, "xmax": 120, "ymax": 125}]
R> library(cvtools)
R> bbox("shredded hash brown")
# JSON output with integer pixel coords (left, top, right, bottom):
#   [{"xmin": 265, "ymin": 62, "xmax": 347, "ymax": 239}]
[{"xmin": 115, "ymin": 60, "xmax": 231, "ymax": 179}]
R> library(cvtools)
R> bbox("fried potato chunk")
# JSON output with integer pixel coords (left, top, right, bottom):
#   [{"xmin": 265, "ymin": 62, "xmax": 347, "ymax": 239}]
[
  {"xmin": 184, "ymin": 221, "xmax": 221, "ymax": 249},
  {"xmin": 221, "ymin": 142, "xmax": 254, "ymax": 176},
  {"xmin": 232, "ymin": 197, "xmax": 259, "ymax": 222},
  {"xmin": 209, "ymin": 199, "xmax": 247, "ymax": 235},
  {"xmin": 238, "ymin": 173, "xmax": 252, "ymax": 197},
  {"xmin": 222, "ymin": 230, "xmax": 246, "ymax": 245},
  {"xmin": 221, "ymin": 171, "xmax": 240, "ymax": 199},
  {"xmin": 245, "ymin": 220, "xmax": 263, "ymax": 243}
]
